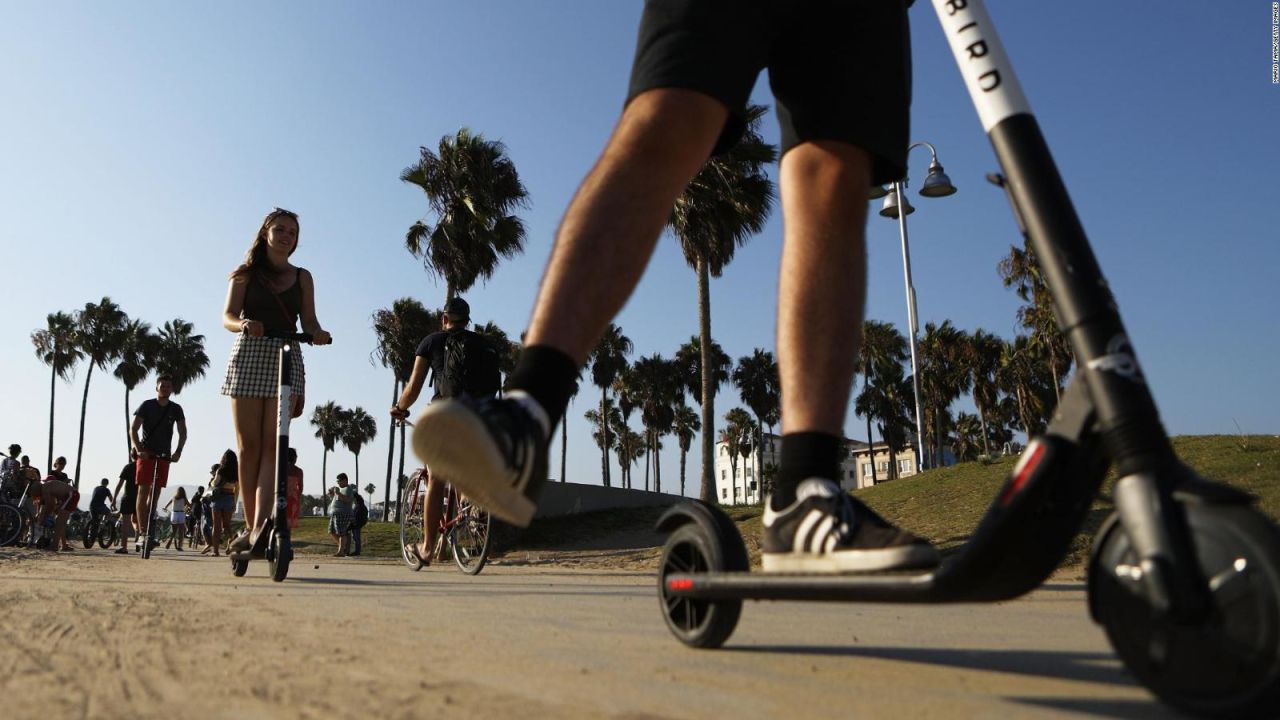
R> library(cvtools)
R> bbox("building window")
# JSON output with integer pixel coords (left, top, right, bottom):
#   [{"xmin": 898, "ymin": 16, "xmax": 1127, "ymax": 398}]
[
  {"xmin": 862, "ymin": 463, "xmax": 872, "ymax": 478},
  {"xmin": 721, "ymin": 488, "xmax": 727, "ymax": 499},
  {"xmin": 899, "ymin": 459, "xmax": 912, "ymax": 473},
  {"xmin": 877, "ymin": 461, "xmax": 889, "ymax": 473},
  {"xmin": 746, "ymin": 468, "xmax": 753, "ymax": 479},
  {"xmin": 721, "ymin": 470, "xmax": 726, "ymax": 480}
]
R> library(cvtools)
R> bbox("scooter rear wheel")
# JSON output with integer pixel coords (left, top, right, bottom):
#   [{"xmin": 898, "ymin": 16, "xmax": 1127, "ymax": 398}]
[
  {"xmin": 231, "ymin": 556, "xmax": 249, "ymax": 577},
  {"xmin": 659, "ymin": 521, "xmax": 746, "ymax": 649},
  {"xmin": 1090, "ymin": 502, "xmax": 1280, "ymax": 717}
]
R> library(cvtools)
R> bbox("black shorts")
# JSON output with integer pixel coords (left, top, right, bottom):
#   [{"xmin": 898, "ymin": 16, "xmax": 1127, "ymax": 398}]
[
  {"xmin": 120, "ymin": 493, "xmax": 137, "ymax": 516},
  {"xmin": 627, "ymin": 0, "xmax": 911, "ymax": 184}
]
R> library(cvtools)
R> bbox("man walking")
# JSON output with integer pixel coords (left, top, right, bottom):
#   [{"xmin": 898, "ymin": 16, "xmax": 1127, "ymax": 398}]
[
  {"xmin": 113, "ymin": 451, "xmax": 138, "ymax": 554},
  {"xmin": 131, "ymin": 375, "xmax": 187, "ymax": 550},
  {"xmin": 328, "ymin": 473, "xmax": 356, "ymax": 557},
  {"xmin": 413, "ymin": 0, "xmax": 937, "ymax": 573}
]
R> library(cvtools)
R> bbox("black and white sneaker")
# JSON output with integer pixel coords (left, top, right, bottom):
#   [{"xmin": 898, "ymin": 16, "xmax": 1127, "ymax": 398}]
[
  {"xmin": 761, "ymin": 478, "xmax": 939, "ymax": 573},
  {"xmin": 412, "ymin": 390, "xmax": 550, "ymax": 527}
]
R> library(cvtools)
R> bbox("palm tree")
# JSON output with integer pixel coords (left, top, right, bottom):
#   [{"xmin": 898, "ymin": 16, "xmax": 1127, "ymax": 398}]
[
  {"xmin": 310, "ymin": 402, "xmax": 345, "ymax": 514},
  {"xmin": 963, "ymin": 328, "xmax": 1004, "ymax": 458},
  {"xmin": 154, "ymin": 319, "xmax": 209, "ymax": 394},
  {"xmin": 339, "ymin": 407, "xmax": 377, "ymax": 490},
  {"xmin": 997, "ymin": 335, "xmax": 1049, "ymax": 438},
  {"xmin": 372, "ymin": 298, "xmax": 437, "ymax": 520},
  {"xmin": 720, "ymin": 408, "xmax": 755, "ymax": 504},
  {"xmin": 401, "ymin": 128, "xmax": 530, "ymax": 302},
  {"xmin": 559, "ymin": 369, "xmax": 582, "ymax": 483},
  {"xmin": 364, "ymin": 483, "xmax": 376, "ymax": 508},
  {"xmin": 855, "ymin": 320, "xmax": 908, "ymax": 483},
  {"xmin": 629, "ymin": 354, "xmax": 680, "ymax": 493},
  {"xmin": 673, "ymin": 336, "xmax": 733, "ymax": 503},
  {"xmin": 615, "ymin": 426, "xmax": 646, "ymax": 490},
  {"xmin": 671, "ymin": 405, "xmax": 701, "ymax": 497},
  {"xmin": 71, "ymin": 298, "xmax": 129, "ymax": 487},
  {"xmin": 472, "ymin": 321, "xmax": 519, "ymax": 383},
  {"xmin": 917, "ymin": 321, "xmax": 970, "ymax": 470},
  {"xmin": 952, "ymin": 412, "xmax": 984, "ymax": 462},
  {"xmin": 31, "ymin": 311, "xmax": 82, "ymax": 472},
  {"xmin": 113, "ymin": 319, "xmax": 159, "ymax": 457},
  {"xmin": 584, "ymin": 398, "xmax": 622, "ymax": 487},
  {"xmin": 731, "ymin": 348, "xmax": 779, "ymax": 496},
  {"xmin": 998, "ymin": 242, "xmax": 1072, "ymax": 404},
  {"xmin": 668, "ymin": 105, "xmax": 776, "ymax": 504},
  {"xmin": 587, "ymin": 324, "xmax": 632, "ymax": 487}
]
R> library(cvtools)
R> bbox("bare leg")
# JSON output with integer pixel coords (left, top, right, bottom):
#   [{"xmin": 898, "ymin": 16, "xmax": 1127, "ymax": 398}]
[
  {"xmin": 524, "ymin": 88, "xmax": 728, "ymax": 360},
  {"xmin": 417, "ymin": 477, "xmax": 444, "ymax": 560},
  {"xmin": 776, "ymin": 141, "xmax": 873, "ymax": 435},
  {"xmin": 231, "ymin": 397, "xmax": 269, "ymax": 540},
  {"xmin": 254, "ymin": 402, "xmax": 278, "ymax": 539}
]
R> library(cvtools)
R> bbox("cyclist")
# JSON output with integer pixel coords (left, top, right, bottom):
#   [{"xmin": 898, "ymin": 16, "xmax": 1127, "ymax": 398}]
[
  {"xmin": 412, "ymin": 0, "xmax": 938, "ymax": 573},
  {"xmin": 88, "ymin": 478, "xmax": 115, "ymax": 546},
  {"xmin": 220, "ymin": 207, "xmax": 332, "ymax": 556},
  {"xmin": 131, "ymin": 375, "xmax": 187, "ymax": 550},
  {"xmin": 390, "ymin": 297, "xmax": 501, "ymax": 566}
]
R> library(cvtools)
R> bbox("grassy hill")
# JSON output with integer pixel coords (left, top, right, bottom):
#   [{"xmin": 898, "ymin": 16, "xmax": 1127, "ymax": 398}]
[{"xmin": 290, "ymin": 435, "xmax": 1279, "ymax": 570}]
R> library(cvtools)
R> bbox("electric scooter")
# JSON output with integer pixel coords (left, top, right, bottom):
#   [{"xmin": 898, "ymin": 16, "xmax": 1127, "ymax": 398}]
[
  {"xmin": 231, "ymin": 333, "xmax": 312, "ymax": 582},
  {"xmin": 140, "ymin": 452, "xmax": 169, "ymax": 560},
  {"xmin": 654, "ymin": 1, "xmax": 1280, "ymax": 716}
]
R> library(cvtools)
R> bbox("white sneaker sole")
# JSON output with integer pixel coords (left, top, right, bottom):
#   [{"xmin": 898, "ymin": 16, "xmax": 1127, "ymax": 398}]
[
  {"xmin": 411, "ymin": 401, "xmax": 537, "ymax": 528},
  {"xmin": 761, "ymin": 544, "xmax": 939, "ymax": 574}
]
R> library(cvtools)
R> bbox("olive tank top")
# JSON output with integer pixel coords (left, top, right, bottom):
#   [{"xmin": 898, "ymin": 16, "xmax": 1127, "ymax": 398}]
[{"xmin": 242, "ymin": 269, "xmax": 303, "ymax": 334}]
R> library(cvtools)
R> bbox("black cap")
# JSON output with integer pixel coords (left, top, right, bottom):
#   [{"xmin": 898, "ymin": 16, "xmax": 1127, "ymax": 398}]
[{"xmin": 443, "ymin": 297, "xmax": 470, "ymax": 319}]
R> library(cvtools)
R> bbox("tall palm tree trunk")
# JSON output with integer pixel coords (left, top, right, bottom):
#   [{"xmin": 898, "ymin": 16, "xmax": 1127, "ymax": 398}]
[
  {"xmin": 73, "ymin": 363, "xmax": 95, "ymax": 489},
  {"xmin": 866, "ymin": 415, "xmax": 878, "ymax": 484},
  {"xmin": 396, "ymin": 420, "xmax": 407, "ymax": 521},
  {"xmin": 124, "ymin": 387, "xmax": 133, "ymax": 458},
  {"xmin": 679, "ymin": 449, "xmax": 687, "ymax": 496},
  {"xmin": 353, "ymin": 452, "xmax": 360, "ymax": 487},
  {"xmin": 383, "ymin": 379, "xmax": 398, "ymax": 521},
  {"xmin": 600, "ymin": 391, "xmax": 611, "ymax": 487},
  {"xmin": 697, "ymin": 260, "xmax": 716, "ymax": 504},
  {"xmin": 47, "ymin": 366, "xmax": 57, "ymax": 474},
  {"xmin": 560, "ymin": 415, "xmax": 567, "ymax": 483},
  {"xmin": 644, "ymin": 433, "xmax": 651, "ymax": 492},
  {"xmin": 654, "ymin": 432, "xmax": 661, "ymax": 494},
  {"xmin": 321, "ymin": 449, "xmax": 329, "ymax": 516},
  {"xmin": 977, "ymin": 402, "xmax": 991, "ymax": 457}
]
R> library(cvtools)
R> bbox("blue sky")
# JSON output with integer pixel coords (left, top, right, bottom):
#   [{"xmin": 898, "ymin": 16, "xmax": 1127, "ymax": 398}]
[{"xmin": 1, "ymin": 1, "xmax": 1276, "ymax": 505}]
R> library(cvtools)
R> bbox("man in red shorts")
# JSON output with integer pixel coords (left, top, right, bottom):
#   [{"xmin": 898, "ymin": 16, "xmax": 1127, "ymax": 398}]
[{"xmin": 130, "ymin": 375, "xmax": 187, "ymax": 548}]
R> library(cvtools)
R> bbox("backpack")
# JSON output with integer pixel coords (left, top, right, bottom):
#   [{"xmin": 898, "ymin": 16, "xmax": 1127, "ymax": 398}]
[{"xmin": 436, "ymin": 331, "xmax": 501, "ymax": 400}]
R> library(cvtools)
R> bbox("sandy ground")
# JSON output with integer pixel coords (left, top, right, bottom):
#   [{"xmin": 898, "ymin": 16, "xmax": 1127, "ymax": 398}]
[{"xmin": 0, "ymin": 542, "xmax": 1156, "ymax": 720}]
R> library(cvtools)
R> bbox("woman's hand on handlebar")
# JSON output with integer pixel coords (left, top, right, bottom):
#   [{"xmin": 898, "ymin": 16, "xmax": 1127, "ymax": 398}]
[
  {"xmin": 240, "ymin": 319, "xmax": 264, "ymax": 338},
  {"xmin": 390, "ymin": 406, "xmax": 411, "ymax": 423},
  {"xmin": 311, "ymin": 329, "xmax": 332, "ymax": 346}
]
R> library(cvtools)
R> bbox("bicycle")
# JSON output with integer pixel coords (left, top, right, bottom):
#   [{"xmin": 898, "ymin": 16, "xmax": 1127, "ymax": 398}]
[
  {"xmin": 399, "ymin": 466, "xmax": 492, "ymax": 575},
  {"xmin": 82, "ymin": 509, "xmax": 117, "ymax": 549},
  {"xmin": 96, "ymin": 511, "xmax": 120, "ymax": 549},
  {"xmin": 653, "ymin": 1, "xmax": 1280, "ymax": 716}
]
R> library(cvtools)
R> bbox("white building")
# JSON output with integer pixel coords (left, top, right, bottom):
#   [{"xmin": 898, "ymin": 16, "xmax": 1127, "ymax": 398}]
[{"xmin": 714, "ymin": 433, "xmax": 919, "ymax": 505}]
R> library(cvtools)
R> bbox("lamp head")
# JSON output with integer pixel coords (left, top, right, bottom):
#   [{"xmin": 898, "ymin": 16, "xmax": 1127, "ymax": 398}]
[
  {"xmin": 879, "ymin": 187, "xmax": 915, "ymax": 219},
  {"xmin": 919, "ymin": 160, "xmax": 957, "ymax": 198}
]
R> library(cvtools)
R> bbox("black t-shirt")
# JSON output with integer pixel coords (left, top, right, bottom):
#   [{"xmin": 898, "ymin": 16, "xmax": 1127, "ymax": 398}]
[
  {"xmin": 90, "ymin": 486, "xmax": 113, "ymax": 512},
  {"xmin": 414, "ymin": 328, "xmax": 499, "ymax": 400},
  {"xmin": 134, "ymin": 399, "xmax": 185, "ymax": 454},
  {"xmin": 119, "ymin": 462, "xmax": 137, "ymax": 500},
  {"xmin": 415, "ymin": 330, "xmax": 454, "ymax": 401}
]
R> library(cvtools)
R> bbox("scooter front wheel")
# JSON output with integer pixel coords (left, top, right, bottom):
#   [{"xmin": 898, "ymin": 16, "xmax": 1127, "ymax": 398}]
[
  {"xmin": 231, "ymin": 556, "xmax": 249, "ymax": 577},
  {"xmin": 658, "ymin": 521, "xmax": 746, "ymax": 649},
  {"xmin": 1090, "ymin": 502, "xmax": 1280, "ymax": 717},
  {"xmin": 269, "ymin": 532, "xmax": 291, "ymax": 582}
]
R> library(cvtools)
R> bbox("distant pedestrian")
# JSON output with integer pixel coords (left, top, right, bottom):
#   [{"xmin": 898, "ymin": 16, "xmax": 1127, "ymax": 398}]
[
  {"xmin": 208, "ymin": 450, "xmax": 238, "ymax": 556},
  {"xmin": 162, "ymin": 487, "xmax": 189, "ymax": 551},
  {"xmin": 349, "ymin": 494, "xmax": 368, "ymax": 556},
  {"xmin": 286, "ymin": 448, "xmax": 303, "ymax": 530},
  {"xmin": 327, "ymin": 473, "xmax": 355, "ymax": 556},
  {"xmin": 131, "ymin": 375, "xmax": 187, "ymax": 548},
  {"xmin": 112, "ymin": 451, "xmax": 138, "ymax": 554},
  {"xmin": 189, "ymin": 486, "xmax": 206, "ymax": 549}
]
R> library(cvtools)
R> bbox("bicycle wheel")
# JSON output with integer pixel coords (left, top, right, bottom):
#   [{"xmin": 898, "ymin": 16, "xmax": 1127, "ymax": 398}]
[
  {"xmin": 67, "ymin": 512, "xmax": 87, "ymax": 545},
  {"xmin": 0, "ymin": 504, "xmax": 21, "ymax": 547},
  {"xmin": 81, "ymin": 516, "xmax": 97, "ymax": 548},
  {"xmin": 399, "ymin": 470, "xmax": 427, "ymax": 570},
  {"xmin": 97, "ymin": 517, "xmax": 117, "ymax": 548},
  {"xmin": 450, "ymin": 499, "xmax": 492, "ymax": 576}
]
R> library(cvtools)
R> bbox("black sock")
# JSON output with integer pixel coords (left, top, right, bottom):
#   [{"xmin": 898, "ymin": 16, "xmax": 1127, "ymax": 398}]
[
  {"xmin": 772, "ymin": 432, "xmax": 841, "ymax": 510},
  {"xmin": 506, "ymin": 345, "xmax": 580, "ymax": 430}
]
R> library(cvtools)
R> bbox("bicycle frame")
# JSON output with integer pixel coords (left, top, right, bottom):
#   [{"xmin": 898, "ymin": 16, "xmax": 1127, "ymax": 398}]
[{"xmin": 662, "ymin": 0, "xmax": 1242, "ymax": 617}]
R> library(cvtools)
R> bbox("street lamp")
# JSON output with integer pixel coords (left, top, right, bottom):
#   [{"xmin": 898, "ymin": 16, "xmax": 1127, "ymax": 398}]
[{"xmin": 874, "ymin": 141, "xmax": 956, "ymax": 472}]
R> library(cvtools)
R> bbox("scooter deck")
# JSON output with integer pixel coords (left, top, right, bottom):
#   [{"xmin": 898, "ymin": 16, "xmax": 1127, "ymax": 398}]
[{"xmin": 666, "ymin": 568, "xmax": 938, "ymax": 603}]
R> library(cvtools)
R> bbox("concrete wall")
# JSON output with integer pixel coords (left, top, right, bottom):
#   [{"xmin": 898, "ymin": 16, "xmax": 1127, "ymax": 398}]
[{"xmin": 534, "ymin": 481, "xmax": 687, "ymax": 519}]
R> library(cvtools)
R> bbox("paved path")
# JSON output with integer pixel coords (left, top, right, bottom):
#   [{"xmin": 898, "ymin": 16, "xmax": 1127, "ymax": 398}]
[{"xmin": 0, "ymin": 547, "xmax": 1165, "ymax": 719}]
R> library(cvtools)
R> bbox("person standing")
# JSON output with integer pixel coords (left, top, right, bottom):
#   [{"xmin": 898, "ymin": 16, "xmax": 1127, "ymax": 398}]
[
  {"xmin": 112, "ymin": 452, "xmax": 138, "ymax": 554},
  {"xmin": 220, "ymin": 207, "xmax": 332, "ymax": 556},
  {"xmin": 208, "ymin": 450, "xmax": 239, "ymax": 556},
  {"xmin": 349, "ymin": 494, "xmax": 368, "ymax": 557},
  {"xmin": 327, "ymin": 473, "xmax": 355, "ymax": 557},
  {"xmin": 188, "ymin": 486, "xmax": 206, "ymax": 549},
  {"xmin": 131, "ymin": 375, "xmax": 187, "ymax": 549},
  {"xmin": 412, "ymin": 0, "xmax": 937, "ymax": 573},
  {"xmin": 286, "ymin": 448, "xmax": 303, "ymax": 530},
  {"xmin": 162, "ymin": 487, "xmax": 189, "ymax": 551},
  {"xmin": 36, "ymin": 467, "xmax": 78, "ymax": 551}
]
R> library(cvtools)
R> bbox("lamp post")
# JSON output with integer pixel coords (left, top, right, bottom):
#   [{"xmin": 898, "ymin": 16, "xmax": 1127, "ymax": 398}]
[{"xmin": 874, "ymin": 141, "xmax": 956, "ymax": 472}]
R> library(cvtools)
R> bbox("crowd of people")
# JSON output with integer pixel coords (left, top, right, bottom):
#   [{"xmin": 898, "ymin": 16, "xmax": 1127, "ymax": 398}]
[{"xmin": 1, "ymin": 439, "xmax": 373, "ymax": 557}]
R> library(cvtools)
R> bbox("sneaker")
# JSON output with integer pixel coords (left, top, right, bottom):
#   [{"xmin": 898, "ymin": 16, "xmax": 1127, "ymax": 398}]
[
  {"xmin": 114, "ymin": 548, "xmax": 129, "ymax": 555},
  {"xmin": 761, "ymin": 479, "xmax": 939, "ymax": 573},
  {"xmin": 412, "ymin": 391, "xmax": 550, "ymax": 527}
]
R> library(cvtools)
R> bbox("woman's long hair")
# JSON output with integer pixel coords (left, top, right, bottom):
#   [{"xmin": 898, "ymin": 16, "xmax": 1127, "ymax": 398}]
[
  {"xmin": 230, "ymin": 208, "xmax": 299, "ymax": 280},
  {"xmin": 175, "ymin": 486, "xmax": 188, "ymax": 501},
  {"xmin": 216, "ymin": 449, "xmax": 238, "ymax": 487}
]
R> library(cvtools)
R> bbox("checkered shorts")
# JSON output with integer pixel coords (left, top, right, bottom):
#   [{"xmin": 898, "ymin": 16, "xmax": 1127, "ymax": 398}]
[
  {"xmin": 220, "ymin": 334, "xmax": 306, "ymax": 398},
  {"xmin": 329, "ymin": 510, "xmax": 353, "ymax": 536}
]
